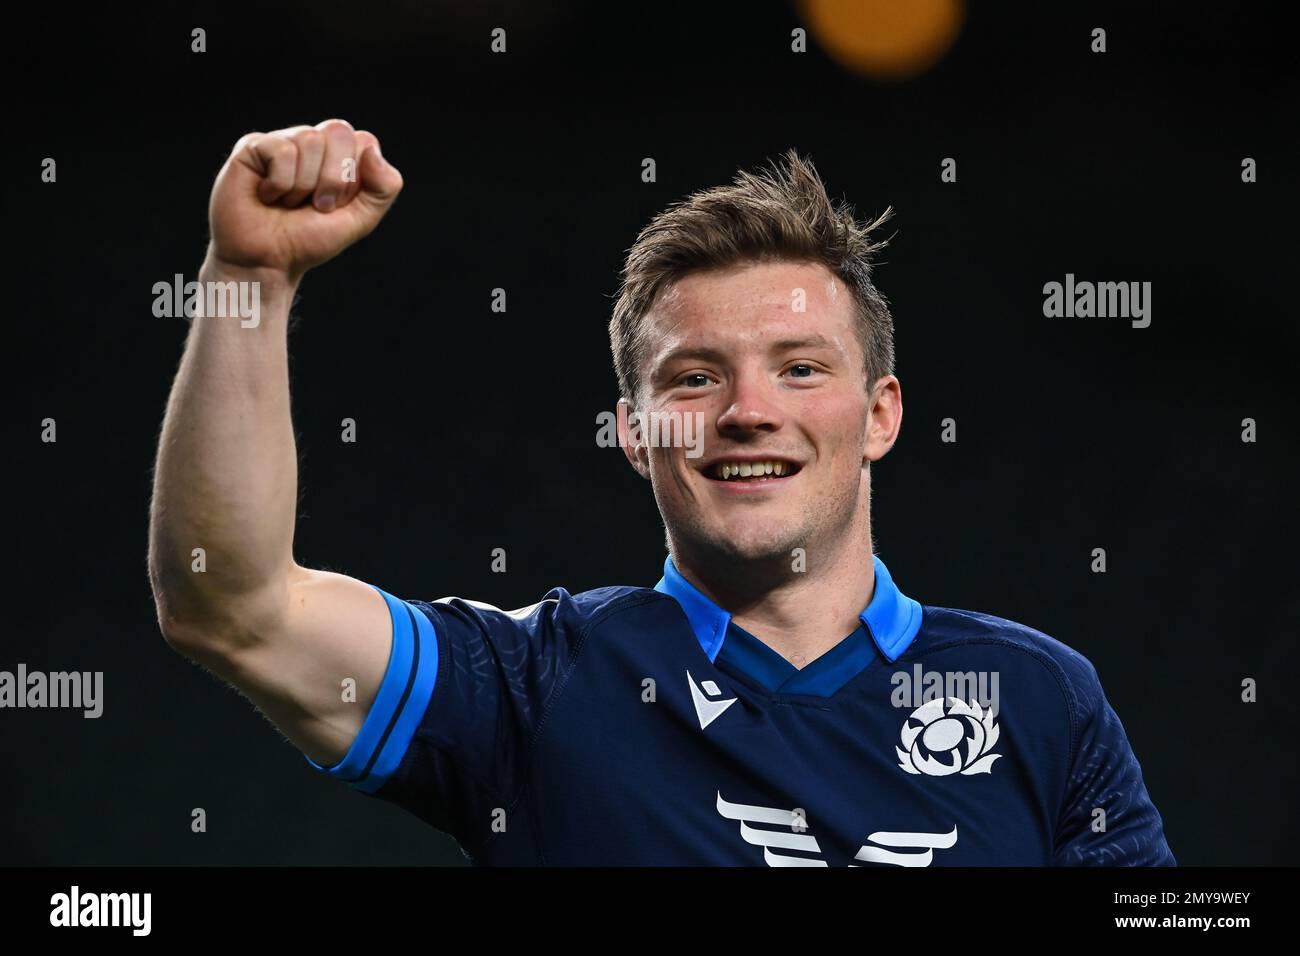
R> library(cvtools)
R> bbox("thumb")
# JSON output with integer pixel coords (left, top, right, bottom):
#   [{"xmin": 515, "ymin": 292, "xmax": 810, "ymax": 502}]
[
  {"xmin": 356, "ymin": 142, "xmax": 404, "ymax": 209},
  {"xmin": 335, "ymin": 141, "xmax": 403, "ymax": 244}
]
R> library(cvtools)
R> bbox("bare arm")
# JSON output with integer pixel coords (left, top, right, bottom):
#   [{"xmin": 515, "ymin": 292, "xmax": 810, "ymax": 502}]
[{"xmin": 148, "ymin": 119, "xmax": 404, "ymax": 766}]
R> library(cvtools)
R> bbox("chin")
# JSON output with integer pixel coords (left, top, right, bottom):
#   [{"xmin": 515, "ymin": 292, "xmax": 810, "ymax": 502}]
[{"xmin": 706, "ymin": 525, "xmax": 803, "ymax": 564}]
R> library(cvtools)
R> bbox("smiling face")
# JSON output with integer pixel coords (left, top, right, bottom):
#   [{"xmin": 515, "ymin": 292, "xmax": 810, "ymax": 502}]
[{"xmin": 620, "ymin": 258, "xmax": 902, "ymax": 569}]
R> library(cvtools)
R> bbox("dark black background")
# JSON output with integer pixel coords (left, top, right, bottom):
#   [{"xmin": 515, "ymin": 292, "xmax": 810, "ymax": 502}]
[{"xmin": 8, "ymin": 1, "xmax": 1297, "ymax": 865}]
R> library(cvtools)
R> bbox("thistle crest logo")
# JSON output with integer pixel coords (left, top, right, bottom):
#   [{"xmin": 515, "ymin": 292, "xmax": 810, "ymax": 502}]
[{"xmin": 896, "ymin": 697, "xmax": 1001, "ymax": 777}]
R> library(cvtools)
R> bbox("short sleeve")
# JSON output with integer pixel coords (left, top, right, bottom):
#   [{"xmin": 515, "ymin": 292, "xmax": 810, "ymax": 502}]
[
  {"xmin": 1053, "ymin": 657, "xmax": 1176, "ymax": 866},
  {"xmin": 302, "ymin": 587, "xmax": 439, "ymax": 792},
  {"xmin": 306, "ymin": 584, "xmax": 581, "ymax": 850}
]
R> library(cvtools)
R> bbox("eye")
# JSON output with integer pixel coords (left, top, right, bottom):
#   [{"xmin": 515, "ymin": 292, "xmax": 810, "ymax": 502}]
[
  {"xmin": 680, "ymin": 372, "xmax": 713, "ymax": 388},
  {"xmin": 785, "ymin": 364, "xmax": 817, "ymax": 379}
]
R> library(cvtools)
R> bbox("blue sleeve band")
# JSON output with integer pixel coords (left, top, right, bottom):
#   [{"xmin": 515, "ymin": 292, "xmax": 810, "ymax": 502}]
[{"xmin": 304, "ymin": 587, "xmax": 439, "ymax": 794}]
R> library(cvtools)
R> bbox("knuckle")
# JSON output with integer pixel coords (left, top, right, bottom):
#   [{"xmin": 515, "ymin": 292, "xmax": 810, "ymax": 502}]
[
  {"xmin": 316, "ymin": 117, "xmax": 355, "ymax": 135},
  {"xmin": 268, "ymin": 154, "xmax": 297, "ymax": 182},
  {"xmin": 265, "ymin": 136, "xmax": 298, "ymax": 161}
]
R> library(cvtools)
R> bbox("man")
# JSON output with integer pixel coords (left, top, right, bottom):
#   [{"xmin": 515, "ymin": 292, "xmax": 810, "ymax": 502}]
[{"xmin": 149, "ymin": 119, "xmax": 1174, "ymax": 866}]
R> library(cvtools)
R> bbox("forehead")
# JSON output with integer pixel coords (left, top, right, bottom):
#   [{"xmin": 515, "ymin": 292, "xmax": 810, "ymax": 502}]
[{"xmin": 644, "ymin": 259, "xmax": 858, "ymax": 359}]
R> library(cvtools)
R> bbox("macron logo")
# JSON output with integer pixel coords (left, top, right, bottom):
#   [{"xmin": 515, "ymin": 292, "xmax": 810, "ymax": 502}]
[{"xmin": 688, "ymin": 670, "xmax": 737, "ymax": 730}]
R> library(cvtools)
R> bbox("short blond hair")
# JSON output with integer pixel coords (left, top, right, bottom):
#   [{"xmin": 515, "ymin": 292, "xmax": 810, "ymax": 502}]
[{"xmin": 608, "ymin": 149, "xmax": 896, "ymax": 404}]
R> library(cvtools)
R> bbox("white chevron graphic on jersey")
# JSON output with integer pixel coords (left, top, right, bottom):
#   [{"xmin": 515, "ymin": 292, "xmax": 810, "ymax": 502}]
[
  {"xmin": 716, "ymin": 791, "xmax": 959, "ymax": 867},
  {"xmin": 851, "ymin": 826, "xmax": 959, "ymax": 867},
  {"xmin": 716, "ymin": 791, "xmax": 826, "ymax": 866}
]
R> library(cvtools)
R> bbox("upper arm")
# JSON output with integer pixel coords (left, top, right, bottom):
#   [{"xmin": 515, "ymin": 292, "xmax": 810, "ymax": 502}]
[{"xmin": 189, "ymin": 565, "xmax": 396, "ymax": 769}]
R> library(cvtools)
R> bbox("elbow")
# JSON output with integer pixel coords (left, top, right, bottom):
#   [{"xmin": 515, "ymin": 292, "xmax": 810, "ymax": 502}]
[
  {"xmin": 152, "ymin": 593, "xmax": 250, "ymax": 671},
  {"xmin": 150, "ymin": 585, "xmax": 209, "ymax": 657},
  {"xmin": 148, "ymin": 554, "xmax": 289, "ymax": 659},
  {"xmin": 156, "ymin": 612, "xmax": 200, "ymax": 656},
  {"xmin": 147, "ymin": 555, "xmax": 220, "ymax": 657},
  {"xmin": 148, "ymin": 534, "xmax": 200, "ymax": 652}
]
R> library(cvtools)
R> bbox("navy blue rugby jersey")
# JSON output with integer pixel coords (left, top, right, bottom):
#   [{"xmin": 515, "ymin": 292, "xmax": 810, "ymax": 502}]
[{"xmin": 306, "ymin": 556, "xmax": 1175, "ymax": 866}]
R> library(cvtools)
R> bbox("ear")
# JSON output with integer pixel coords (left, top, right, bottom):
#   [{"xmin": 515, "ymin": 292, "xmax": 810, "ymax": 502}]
[
  {"xmin": 617, "ymin": 398, "xmax": 651, "ymax": 479},
  {"xmin": 864, "ymin": 375, "xmax": 903, "ymax": 464}
]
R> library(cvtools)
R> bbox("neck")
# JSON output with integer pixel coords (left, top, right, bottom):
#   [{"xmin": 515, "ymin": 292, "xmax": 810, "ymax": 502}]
[{"xmin": 670, "ymin": 516, "xmax": 875, "ymax": 670}]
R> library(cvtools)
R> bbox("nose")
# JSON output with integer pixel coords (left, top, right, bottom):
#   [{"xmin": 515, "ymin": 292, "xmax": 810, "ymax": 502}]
[{"xmin": 715, "ymin": 373, "xmax": 784, "ymax": 437}]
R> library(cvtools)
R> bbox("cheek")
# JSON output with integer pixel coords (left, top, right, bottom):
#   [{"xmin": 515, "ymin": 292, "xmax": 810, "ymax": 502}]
[
  {"xmin": 648, "ymin": 449, "xmax": 689, "ymax": 493},
  {"xmin": 808, "ymin": 402, "xmax": 869, "ymax": 466}
]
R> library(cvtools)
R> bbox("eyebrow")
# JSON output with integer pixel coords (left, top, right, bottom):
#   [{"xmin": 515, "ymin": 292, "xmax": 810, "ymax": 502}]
[
  {"xmin": 767, "ymin": 334, "xmax": 841, "ymax": 352},
  {"xmin": 652, "ymin": 345, "xmax": 729, "ymax": 369},
  {"xmin": 653, "ymin": 335, "xmax": 843, "ymax": 372}
]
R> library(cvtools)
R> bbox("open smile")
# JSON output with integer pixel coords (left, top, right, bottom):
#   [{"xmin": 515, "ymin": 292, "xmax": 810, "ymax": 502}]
[{"xmin": 701, "ymin": 457, "xmax": 803, "ymax": 493}]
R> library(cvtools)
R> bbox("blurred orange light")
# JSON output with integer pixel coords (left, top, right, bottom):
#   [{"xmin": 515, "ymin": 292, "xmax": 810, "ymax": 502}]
[{"xmin": 798, "ymin": 0, "xmax": 966, "ymax": 80}]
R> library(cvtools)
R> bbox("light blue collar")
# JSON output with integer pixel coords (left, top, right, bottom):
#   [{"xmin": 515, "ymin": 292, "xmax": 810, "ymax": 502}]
[{"xmin": 654, "ymin": 554, "xmax": 922, "ymax": 664}]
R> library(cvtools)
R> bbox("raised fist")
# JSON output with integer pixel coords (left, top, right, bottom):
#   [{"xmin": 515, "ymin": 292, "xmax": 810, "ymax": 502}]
[{"xmin": 206, "ymin": 119, "xmax": 403, "ymax": 280}]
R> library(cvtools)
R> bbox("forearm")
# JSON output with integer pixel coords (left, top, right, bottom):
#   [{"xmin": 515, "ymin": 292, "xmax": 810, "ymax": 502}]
[{"xmin": 148, "ymin": 253, "xmax": 302, "ymax": 643}]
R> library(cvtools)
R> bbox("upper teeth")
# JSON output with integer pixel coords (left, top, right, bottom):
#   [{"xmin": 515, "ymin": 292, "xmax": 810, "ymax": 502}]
[{"xmin": 716, "ymin": 461, "xmax": 789, "ymax": 479}]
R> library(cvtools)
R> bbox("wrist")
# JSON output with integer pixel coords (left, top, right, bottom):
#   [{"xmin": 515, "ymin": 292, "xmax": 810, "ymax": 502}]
[{"xmin": 199, "ymin": 251, "xmax": 301, "ymax": 301}]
